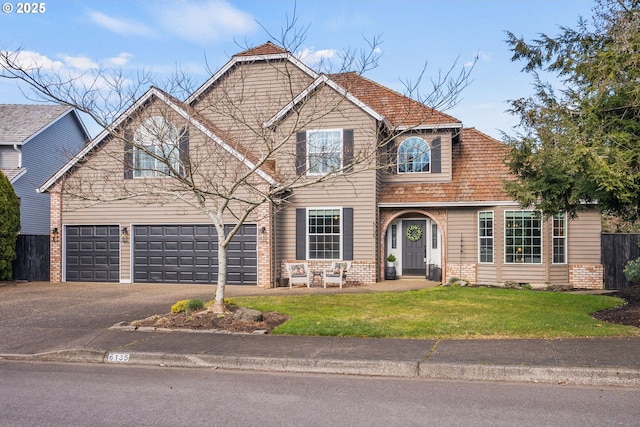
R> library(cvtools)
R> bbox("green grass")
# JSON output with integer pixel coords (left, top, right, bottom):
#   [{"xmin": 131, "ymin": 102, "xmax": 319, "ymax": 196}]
[{"xmin": 230, "ymin": 286, "xmax": 640, "ymax": 339}]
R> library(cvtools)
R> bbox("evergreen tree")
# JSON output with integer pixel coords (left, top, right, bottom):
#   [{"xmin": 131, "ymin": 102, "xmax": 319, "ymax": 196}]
[{"xmin": 0, "ymin": 171, "xmax": 20, "ymax": 280}]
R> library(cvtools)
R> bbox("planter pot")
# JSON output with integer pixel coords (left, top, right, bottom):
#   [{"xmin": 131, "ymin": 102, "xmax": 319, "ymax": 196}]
[
  {"xmin": 384, "ymin": 266, "xmax": 397, "ymax": 280},
  {"xmin": 276, "ymin": 278, "xmax": 289, "ymax": 288}
]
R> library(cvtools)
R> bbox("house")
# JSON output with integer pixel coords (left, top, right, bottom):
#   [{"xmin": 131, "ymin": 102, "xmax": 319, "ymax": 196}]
[
  {"xmin": 38, "ymin": 42, "xmax": 603, "ymax": 289},
  {"xmin": 0, "ymin": 105, "xmax": 89, "ymax": 280}
]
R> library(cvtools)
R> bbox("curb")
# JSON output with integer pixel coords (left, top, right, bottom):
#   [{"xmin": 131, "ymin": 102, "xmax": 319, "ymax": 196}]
[{"xmin": 3, "ymin": 350, "xmax": 640, "ymax": 387}]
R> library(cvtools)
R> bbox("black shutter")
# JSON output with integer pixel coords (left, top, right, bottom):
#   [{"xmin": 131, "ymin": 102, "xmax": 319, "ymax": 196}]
[
  {"xmin": 431, "ymin": 136, "xmax": 441, "ymax": 174},
  {"xmin": 295, "ymin": 131, "xmax": 306, "ymax": 176},
  {"xmin": 343, "ymin": 129, "xmax": 354, "ymax": 172},
  {"xmin": 123, "ymin": 130, "xmax": 134, "ymax": 179},
  {"xmin": 343, "ymin": 207, "xmax": 353, "ymax": 261},
  {"xmin": 179, "ymin": 127, "xmax": 189, "ymax": 176},
  {"xmin": 296, "ymin": 208, "xmax": 306, "ymax": 260}
]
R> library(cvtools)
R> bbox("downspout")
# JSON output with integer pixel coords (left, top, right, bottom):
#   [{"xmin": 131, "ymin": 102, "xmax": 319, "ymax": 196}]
[{"xmin": 13, "ymin": 143, "xmax": 22, "ymax": 168}]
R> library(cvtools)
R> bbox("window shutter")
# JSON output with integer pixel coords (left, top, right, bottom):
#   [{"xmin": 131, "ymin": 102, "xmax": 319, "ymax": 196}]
[
  {"xmin": 296, "ymin": 208, "xmax": 306, "ymax": 260},
  {"xmin": 343, "ymin": 207, "xmax": 353, "ymax": 261},
  {"xmin": 295, "ymin": 131, "xmax": 306, "ymax": 176},
  {"xmin": 431, "ymin": 137, "xmax": 441, "ymax": 174},
  {"xmin": 123, "ymin": 129, "xmax": 134, "ymax": 179},
  {"xmin": 179, "ymin": 127, "xmax": 189, "ymax": 176},
  {"xmin": 343, "ymin": 129, "xmax": 354, "ymax": 172}
]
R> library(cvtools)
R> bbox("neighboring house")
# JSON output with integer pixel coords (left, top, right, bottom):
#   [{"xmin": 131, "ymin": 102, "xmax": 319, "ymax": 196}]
[
  {"xmin": 0, "ymin": 105, "xmax": 89, "ymax": 280},
  {"xmin": 39, "ymin": 42, "xmax": 603, "ymax": 289}
]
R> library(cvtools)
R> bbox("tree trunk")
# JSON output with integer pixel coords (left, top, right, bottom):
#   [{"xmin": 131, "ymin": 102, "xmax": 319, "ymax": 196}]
[{"xmin": 211, "ymin": 237, "xmax": 228, "ymax": 313}]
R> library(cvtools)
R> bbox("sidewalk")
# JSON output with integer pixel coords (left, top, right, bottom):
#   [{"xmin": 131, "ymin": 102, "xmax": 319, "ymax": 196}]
[{"xmin": 1, "ymin": 281, "xmax": 639, "ymax": 387}]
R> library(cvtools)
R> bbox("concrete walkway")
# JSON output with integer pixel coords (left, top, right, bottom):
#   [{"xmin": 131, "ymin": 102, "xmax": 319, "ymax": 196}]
[{"xmin": 1, "ymin": 280, "xmax": 639, "ymax": 387}]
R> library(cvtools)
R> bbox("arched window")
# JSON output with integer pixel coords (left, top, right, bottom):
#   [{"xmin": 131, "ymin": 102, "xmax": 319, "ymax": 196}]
[
  {"xmin": 133, "ymin": 116, "xmax": 180, "ymax": 177},
  {"xmin": 397, "ymin": 137, "xmax": 430, "ymax": 173}
]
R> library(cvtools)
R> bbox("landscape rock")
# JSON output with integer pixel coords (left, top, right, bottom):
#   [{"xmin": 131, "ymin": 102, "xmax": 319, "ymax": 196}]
[{"xmin": 233, "ymin": 307, "xmax": 263, "ymax": 322}]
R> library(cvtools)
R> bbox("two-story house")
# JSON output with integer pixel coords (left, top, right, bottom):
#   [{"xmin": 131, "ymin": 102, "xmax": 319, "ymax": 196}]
[
  {"xmin": 0, "ymin": 105, "xmax": 89, "ymax": 280},
  {"xmin": 39, "ymin": 42, "xmax": 603, "ymax": 289}
]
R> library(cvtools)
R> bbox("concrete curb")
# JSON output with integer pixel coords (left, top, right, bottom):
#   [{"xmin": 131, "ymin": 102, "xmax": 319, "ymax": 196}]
[
  {"xmin": 418, "ymin": 363, "xmax": 640, "ymax": 387},
  {"xmin": 3, "ymin": 350, "xmax": 640, "ymax": 386}
]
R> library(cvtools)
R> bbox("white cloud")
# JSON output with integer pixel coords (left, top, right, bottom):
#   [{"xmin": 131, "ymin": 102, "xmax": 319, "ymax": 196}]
[
  {"xmin": 61, "ymin": 55, "xmax": 98, "ymax": 71},
  {"xmin": 105, "ymin": 52, "xmax": 134, "ymax": 67},
  {"xmin": 153, "ymin": 0, "xmax": 257, "ymax": 44},
  {"xmin": 88, "ymin": 11, "xmax": 156, "ymax": 37},
  {"xmin": 0, "ymin": 50, "xmax": 64, "ymax": 72},
  {"xmin": 296, "ymin": 48, "xmax": 338, "ymax": 68}
]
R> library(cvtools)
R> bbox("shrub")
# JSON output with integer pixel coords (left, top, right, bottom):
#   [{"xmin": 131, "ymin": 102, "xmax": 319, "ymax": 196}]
[
  {"xmin": 185, "ymin": 298, "xmax": 204, "ymax": 313},
  {"xmin": 171, "ymin": 300, "xmax": 189, "ymax": 313},
  {"xmin": 171, "ymin": 299, "xmax": 205, "ymax": 314},
  {"xmin": 624, "ymin": 258, "xmax": 640, "ymax": 284},
  {"xmin": 0, "ymin": 171, "xmax": 20, "ymax": 280}
]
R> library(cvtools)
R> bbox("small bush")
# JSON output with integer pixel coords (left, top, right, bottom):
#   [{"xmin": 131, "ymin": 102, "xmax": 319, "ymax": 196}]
[
  {"xmin": 185, "ymin": 298, "xmax": 204, "ymax": 313},
  {"xmin": 171, "ymin": 300, "xmax": 189, "ymax": 313},
  {"xmin": 624, "ymin": 258, "xmax": 640, "ymax": 284}
]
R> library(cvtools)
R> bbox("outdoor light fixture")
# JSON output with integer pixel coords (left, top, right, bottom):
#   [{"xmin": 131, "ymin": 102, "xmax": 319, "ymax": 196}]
[
  {"xmin": 121, "ymin": 226, "xmax": 129, "ymax": 243},
  {"xmin": 260, "ymin": 226, "xmax": 267, "ymax": 242},
  {"xmin": 51, "ymin": 227, "xmax": 59, "ymax": 242}
]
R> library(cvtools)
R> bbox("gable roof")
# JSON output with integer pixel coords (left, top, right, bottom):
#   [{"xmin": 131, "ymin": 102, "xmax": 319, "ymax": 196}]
[
  {"xmin": 378, "ymin": 128, "xmax": 515, "ymax": 207},
  {"xmin": 186, "ymin": 42, "xmax": 318, "ymax": 105},
  {"xmin": 0, "ymin": 104, "xmax": 83, "ymax": 145},
  {"xmin": 38, "ymin": 87, "xmax": 280, "ymax": 193},
  {"xmin": 264, "ymin": 71, "xmax": 463, "ymax": 131},
  {"xmin": 329, "ymin": 72, "xmax": 462, "ymax": 129}
]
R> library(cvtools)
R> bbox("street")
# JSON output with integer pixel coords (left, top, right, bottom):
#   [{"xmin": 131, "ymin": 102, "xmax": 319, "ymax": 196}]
[{"xmin": 1, "ymin": 360, "xmax": 638, "ymax": 426}]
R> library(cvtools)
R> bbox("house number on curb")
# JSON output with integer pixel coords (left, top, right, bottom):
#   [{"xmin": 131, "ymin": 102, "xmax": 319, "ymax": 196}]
[{"xmin": 107, "ymin": 352, "xmax": 130, "ymax": 363}]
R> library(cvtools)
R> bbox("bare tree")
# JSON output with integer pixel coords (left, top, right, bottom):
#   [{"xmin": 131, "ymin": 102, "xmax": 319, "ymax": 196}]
[{"xmin": 1, "ymin": 19, "xmax": 473, "ymax": 313}]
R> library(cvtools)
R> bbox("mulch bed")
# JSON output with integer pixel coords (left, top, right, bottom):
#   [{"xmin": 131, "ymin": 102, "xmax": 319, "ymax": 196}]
[{"xmin": 592, "ymin": 285, "xmax": 640, "ymax": 328}]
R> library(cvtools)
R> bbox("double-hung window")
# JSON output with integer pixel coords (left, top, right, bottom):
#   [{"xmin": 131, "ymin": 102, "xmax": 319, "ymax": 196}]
[
  {"xmin": 133, "ymin": 116, "xmax": 180, "ymax": 178},
  {"xmin": 307, "ymin": 129, "xmax": 342, "ymax": 175},
  {"xmin": 478, "ymin": 211, "xmax": 494, "ymax": 263},
  {"xmin": 308, "ymin": 208, "xmax": 341, "ymax": 259},
  {"xmin": 552, "ymin": 213, "xmax": 567, "ymax": 264},
  {"xmin": 504, "ymin": 211, "xmax": 542, "ymax": 264}
]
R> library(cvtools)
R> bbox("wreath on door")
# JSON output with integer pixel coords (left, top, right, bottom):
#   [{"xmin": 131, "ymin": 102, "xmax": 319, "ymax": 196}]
[{"xmin": 406, "ymin": 224, "xmax": 423, "ymax": 242}]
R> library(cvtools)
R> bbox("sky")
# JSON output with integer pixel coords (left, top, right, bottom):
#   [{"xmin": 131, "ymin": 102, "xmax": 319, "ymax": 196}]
[{"xmin": 0, "ymin": 0, "xmax": 597, "ymax": 139}]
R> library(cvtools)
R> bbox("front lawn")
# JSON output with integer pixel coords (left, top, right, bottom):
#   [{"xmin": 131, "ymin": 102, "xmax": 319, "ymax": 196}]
[{"xmin": 230, "ymin": 286, "xmax": 640, "ymax": 339}]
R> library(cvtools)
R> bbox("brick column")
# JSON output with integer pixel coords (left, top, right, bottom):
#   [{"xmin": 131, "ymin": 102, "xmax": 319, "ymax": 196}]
[
  {"xmin": 49, "ymin": 185, "xmax": 63, "ymax": 283},
  {"xmin": 256, "ymin": 198, "xmax": 273, "ymax": 288}
]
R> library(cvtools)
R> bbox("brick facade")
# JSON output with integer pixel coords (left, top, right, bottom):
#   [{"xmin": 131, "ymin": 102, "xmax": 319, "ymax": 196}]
[
  {"xmin": 445, "ymin": 263, "xmax": 477, "ymax": 284},
  {"xmin": 49, "ymin": 185, "xmax": 62, "ymax": 283},
  {"xmin": 569, "ymin": 264, "xmax": 604, "ymax": 289}
]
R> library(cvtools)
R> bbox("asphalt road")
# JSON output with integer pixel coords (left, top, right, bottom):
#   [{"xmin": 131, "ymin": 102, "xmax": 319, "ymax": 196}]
[{"xmin": 2, "ymin": 360, "xmax": 639, "ymax": 427}]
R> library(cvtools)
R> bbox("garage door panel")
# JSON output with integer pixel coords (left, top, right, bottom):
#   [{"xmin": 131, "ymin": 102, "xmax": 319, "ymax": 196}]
[
  {"xmin": 65, "ymin": 225, "xmax": 119, "ymax": 282},
  {"xmin": 133, "ymin": 224, "xmax": 256, "ymax": 285}
]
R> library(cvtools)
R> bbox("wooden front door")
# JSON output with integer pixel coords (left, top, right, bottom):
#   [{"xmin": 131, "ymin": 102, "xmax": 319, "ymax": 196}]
[{"xmin": 402, "ymin": 220, "xmax": 426, "ymax": 276}]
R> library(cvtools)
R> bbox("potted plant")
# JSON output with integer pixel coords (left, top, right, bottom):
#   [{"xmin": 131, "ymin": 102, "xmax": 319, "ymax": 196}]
[{"xmin": 385, "ymin": 254, "xmax": 397, "ymax": 280}]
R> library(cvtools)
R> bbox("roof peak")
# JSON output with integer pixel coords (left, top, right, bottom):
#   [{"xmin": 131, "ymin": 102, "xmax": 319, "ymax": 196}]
[{"xmin": 234, "ymin": 41, "xmax": 289, "ymax": 57}]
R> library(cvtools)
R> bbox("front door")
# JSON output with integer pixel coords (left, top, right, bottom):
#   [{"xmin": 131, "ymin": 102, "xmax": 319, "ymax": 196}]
[{"xmin": 402, "ymin": 220, "xmax": 426, "ymax": 276}]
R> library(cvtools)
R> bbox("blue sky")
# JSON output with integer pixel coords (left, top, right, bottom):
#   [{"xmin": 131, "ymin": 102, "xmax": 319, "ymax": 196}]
[{"xmin": 0, "ymin": 0, "xmax": 596, "ymax": 139}]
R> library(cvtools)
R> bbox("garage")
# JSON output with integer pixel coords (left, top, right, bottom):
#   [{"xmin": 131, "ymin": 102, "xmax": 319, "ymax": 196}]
[
  {"xmin": 65, "ymin": 225, "xmax": 120, "ymax": 282},
  {"xmin": 133, "ymin": 224, "xmax": 257, "ymax": 285}
]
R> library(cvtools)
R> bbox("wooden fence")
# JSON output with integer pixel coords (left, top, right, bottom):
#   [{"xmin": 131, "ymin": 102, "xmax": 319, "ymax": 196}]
[
  {"xmin": 13, "ymin": 235, "xmax": 50, "ymax": 281},
  {"xmin": 601, "ymin": 233, "xmax": 639, "ymax": 290}
]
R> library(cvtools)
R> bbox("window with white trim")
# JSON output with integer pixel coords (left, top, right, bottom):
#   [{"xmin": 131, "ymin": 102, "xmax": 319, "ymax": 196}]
[
  {"xmin": 552, "ymin": 213, "xmax": 567, "ymax": 264},
  {"xmin": 505, "ymin": 211, "xmax": 542, "ymax": 264},
  {"xmin": 308, "ymin": 208, "xmax": 341, "ymax": 259},
  {"xmin": 478, "ymin": 211, "xmax": 494, "ymax": 263},
  {"xmin": 307, "ymin": 129, "xmax": 342, "ymax": 175},
  {"xmin": 133, "ymin": 116, "xmax": 180, "ymax": 178},
  {"xmin": 398, "ymin": 137, "xmax": 430, "ymax": 173}
]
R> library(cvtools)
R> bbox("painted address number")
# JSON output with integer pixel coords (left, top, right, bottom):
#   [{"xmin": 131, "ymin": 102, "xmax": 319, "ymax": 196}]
[{"xmin": 107, "ymin": 352, "xmax": 130, "ymax": 363}]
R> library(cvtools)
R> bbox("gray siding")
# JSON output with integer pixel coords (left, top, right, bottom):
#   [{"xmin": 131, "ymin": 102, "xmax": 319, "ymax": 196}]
[
  {"xmin": 14, "ymin": 112, "xmax": 87, "ymax": 234},
  {"xmin": 0, "ymin": 146, "xmax": 20, "ymax": 169}
]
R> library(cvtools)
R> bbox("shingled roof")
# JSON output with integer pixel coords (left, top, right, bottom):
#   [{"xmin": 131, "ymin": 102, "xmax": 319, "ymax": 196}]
[
  {"xmin": 379, "ymin": 128, "xmax": 514, "ymax": 204},
  {"xmin": 329, "ymin": 72, "xmax": 461, "ymax": 128},
  {"xmin": 234, "ymin": 41, "xmax": 289, "ymax": 57},
  {"xmin": 0, "ymin": 104, "xmax": 71, "ymax": 145}
]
